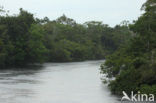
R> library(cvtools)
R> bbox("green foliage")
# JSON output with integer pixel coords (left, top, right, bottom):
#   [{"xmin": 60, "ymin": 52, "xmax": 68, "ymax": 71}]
[
  {"xmin": 0, "ymin": 9, "xmax": 46, "ymax": 68},
  {"xmin": 109, "ymin": 68, "xmax": 141, "ymax": 95},
  {"xmin": 140, "ymin": 85, "xmax": 156, "ymax": 96},
  {"xmin": 0, "ymin": 8, "xmax": 132, "ymax": 68},
  {"xmin": 41, "ymin": 16, "xmax": 132, "ymax": 62},
  {"xmin": 100, "ymin": 0, "xmax": 156, "ymax": 95},
  {"xmin": 26, "ymin": 24, "xmax": 47, "ymax": 63}
]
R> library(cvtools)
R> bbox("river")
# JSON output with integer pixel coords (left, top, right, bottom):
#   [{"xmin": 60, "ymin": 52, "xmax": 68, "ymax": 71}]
[{"xmin": 0, "ymin": 60, "xmax": 120, "ymax": 103}]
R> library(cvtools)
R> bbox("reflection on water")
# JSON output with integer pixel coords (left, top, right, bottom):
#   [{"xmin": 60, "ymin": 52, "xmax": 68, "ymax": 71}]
[{"xmin": 0, "ymin": 60, "xmax": 120, "ymax": 103}]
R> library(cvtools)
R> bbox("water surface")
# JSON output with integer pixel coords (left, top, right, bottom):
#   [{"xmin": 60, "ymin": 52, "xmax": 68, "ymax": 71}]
[{"xmin": 0, "ymin": 60, "xmax": 120, "ymax": 103}]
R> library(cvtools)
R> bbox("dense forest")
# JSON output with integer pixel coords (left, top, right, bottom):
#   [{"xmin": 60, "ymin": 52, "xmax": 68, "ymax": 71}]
[
  {"xmin": 0, "ymin": 7, "xmax": 132, "ymax": 68},
  {"xmin": 1, "ymin": 0, "xmax": 156, "ymax": 101},
  {"xmin": 101, "ymin": 0, "xmax": 156, "ymax": 96}
]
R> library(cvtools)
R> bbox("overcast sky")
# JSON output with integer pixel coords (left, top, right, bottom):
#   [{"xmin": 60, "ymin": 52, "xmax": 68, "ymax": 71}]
[{"xmin": 1, "ymin": 0, "xmax": 146, "ymax": 27}]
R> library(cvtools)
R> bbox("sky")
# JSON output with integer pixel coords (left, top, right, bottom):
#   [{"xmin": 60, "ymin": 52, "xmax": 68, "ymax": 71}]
[{"xmin": 1, "ymin": 0, "xmax": 146, "ymax": 27}]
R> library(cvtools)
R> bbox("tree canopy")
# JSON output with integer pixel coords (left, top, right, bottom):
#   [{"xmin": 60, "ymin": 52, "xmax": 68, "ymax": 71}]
[
  {"xmin": 0, "ymin": 8, "xmax": 132, "ymax": 68},
  {"xmin": 100, "ymin": 0, "xmax": 156, "ymax": 96}
]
